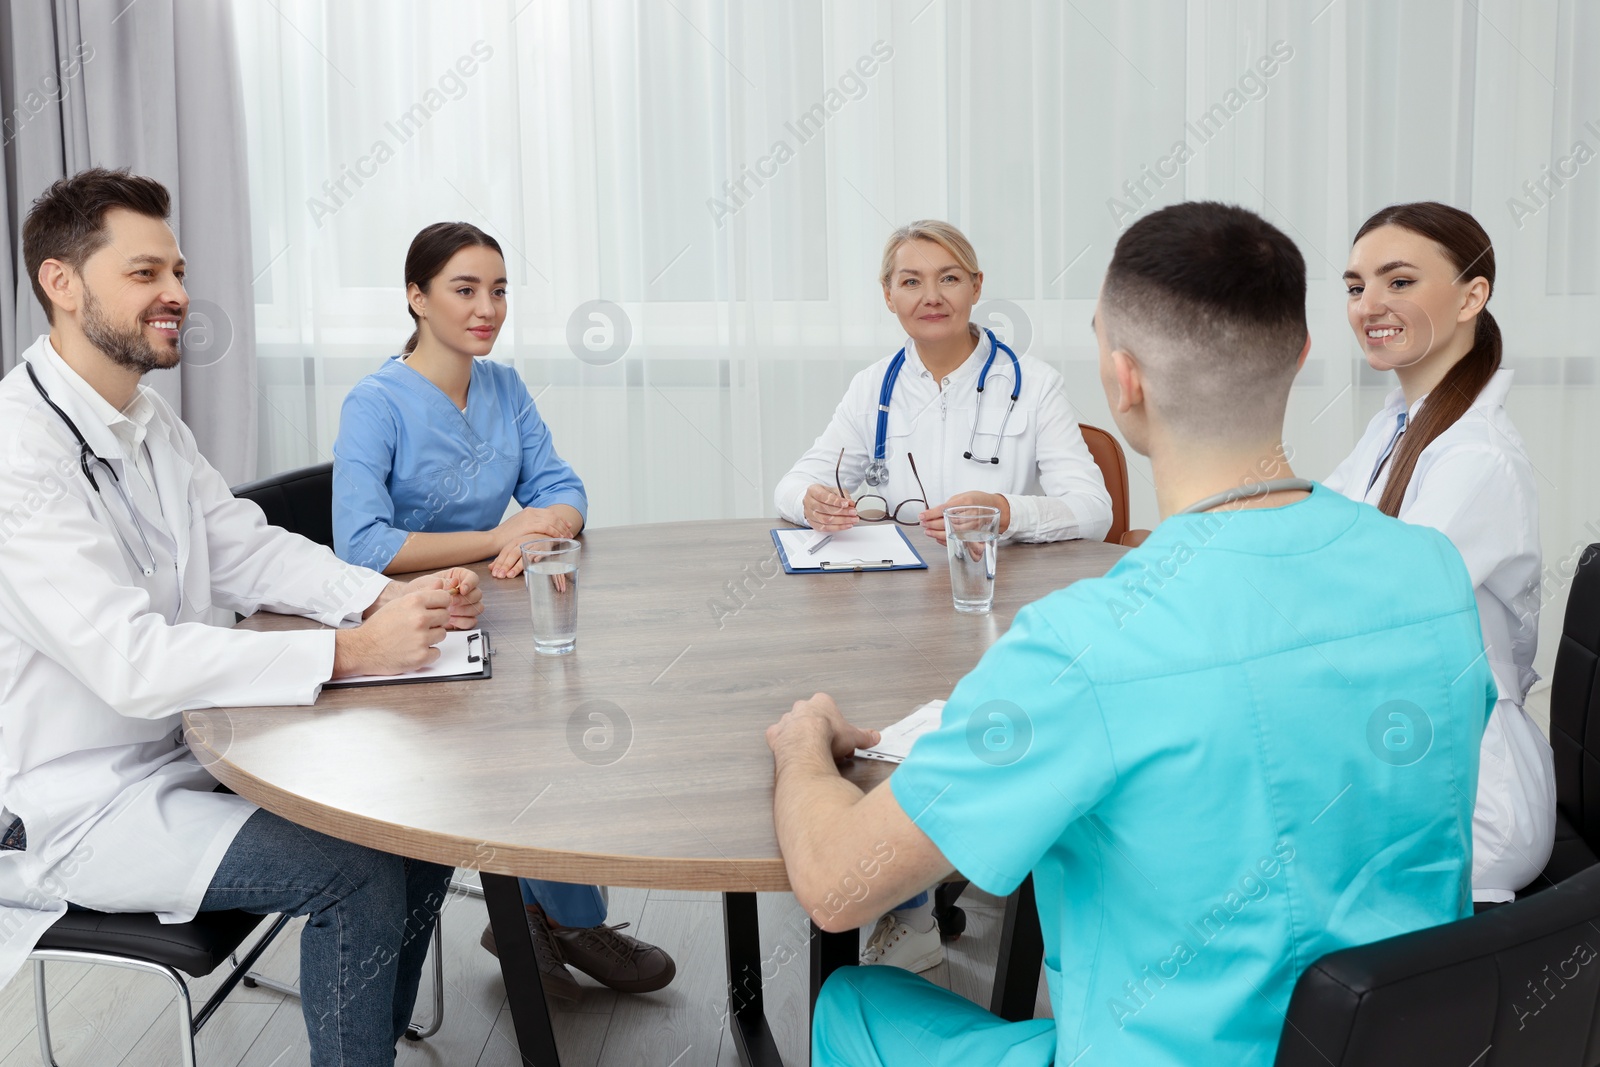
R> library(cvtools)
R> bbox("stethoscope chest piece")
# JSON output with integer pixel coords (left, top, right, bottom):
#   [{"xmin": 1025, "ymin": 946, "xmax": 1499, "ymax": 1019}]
[{"xmin": 862, "ymin": 458, "xmax": 890, "ymax": 487}]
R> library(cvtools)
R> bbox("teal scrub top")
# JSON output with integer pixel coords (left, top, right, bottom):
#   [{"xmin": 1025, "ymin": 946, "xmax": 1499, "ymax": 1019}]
[{"xmin": 891, "ymin": 484, "xmax": 1495, "ymax": 1066}]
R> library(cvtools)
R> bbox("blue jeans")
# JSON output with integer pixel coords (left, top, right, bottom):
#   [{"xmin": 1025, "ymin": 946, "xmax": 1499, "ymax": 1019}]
[
  {"xmin": 518, "ymin": 876, "xmax": 606, "ymax": 927},
  {"xmin": 200, "ymin": 809, "xmax": 452, "ymax": 1067}
]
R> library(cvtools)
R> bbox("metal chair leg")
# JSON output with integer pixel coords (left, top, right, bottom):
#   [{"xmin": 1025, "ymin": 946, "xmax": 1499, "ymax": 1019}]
[
  {"xmin": 170, "ymin": 968, "xmax": 199, "ymax": 1067},
  {"xmin": 195, "ymin": 914, "xmax": 294, "ymax": 1031},
  {"xmin": 30, "ymin": 950, "xmax": 197, "ymax": 1067},
  {"xmin": 404, "ymin": 915, "xmax": 446, "ymax": 1040},
  {"xmin": 240, "ymin": 972, "xmax": 299, "ymax": 996},
  {"xmin": 241, "ymin": 912, "xmax": 301, "ymax": 996},
  {"xmin": 33, "ymin": 959, "xmax": 60, "ymax": 1067},
  {"xmin": 449, "ymin": 877, "xmax": 484, "ymax": 898}
]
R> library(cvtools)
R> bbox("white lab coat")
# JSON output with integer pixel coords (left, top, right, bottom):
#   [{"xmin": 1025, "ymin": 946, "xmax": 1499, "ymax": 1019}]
[
  {"xmin": 774, "ymin": 334, "xmax": 1113, "ymax": 542},
  {"xmin": 0, "ymin": 335, "xmax": 388, "ymax": 988},
  {"xmin": 1325, "ymin": 369, "xmax": 1552, "ymax": 901}
]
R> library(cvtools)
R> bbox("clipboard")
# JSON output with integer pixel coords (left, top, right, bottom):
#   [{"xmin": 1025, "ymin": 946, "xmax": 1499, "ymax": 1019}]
[
  {"xmin": 771, "ymin": 527, "xmax": 928, "ymax": 574},
  {"xmin": 323, "ymin": 628, "xmax": 494, "ymax": 689}
]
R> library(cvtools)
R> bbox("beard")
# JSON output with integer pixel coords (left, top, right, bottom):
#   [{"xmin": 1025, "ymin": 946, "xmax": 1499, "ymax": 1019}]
[{"xmin": 81, "ymin": 289, "xmax": 182, "ymax": 375}]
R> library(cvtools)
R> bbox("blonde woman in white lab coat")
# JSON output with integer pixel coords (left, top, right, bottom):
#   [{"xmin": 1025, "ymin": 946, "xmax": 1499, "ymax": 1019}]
[
  {"xmin": 1327, "ymin": 201, "xmax": 1551, "ymax": 905},
  {"xmin": 775, "ymin": 220, "xmax": 1112, "ymax": 548}
]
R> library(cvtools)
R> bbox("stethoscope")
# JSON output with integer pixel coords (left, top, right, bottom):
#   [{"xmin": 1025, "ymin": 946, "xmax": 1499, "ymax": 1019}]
[
  {"xmin": 25, "ymin": 362, "xmax": 161, "ymax": 578},
  {"xmin": 863, "ymin": 326, "xmax": 1022, "ymax": 487},
  {"xmin": 1178, "ymin": 478, "xmax": 1315, "ymax": 514}
]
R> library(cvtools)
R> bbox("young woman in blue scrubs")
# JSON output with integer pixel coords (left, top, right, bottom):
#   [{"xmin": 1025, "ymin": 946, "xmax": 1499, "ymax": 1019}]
[
  {"xmin": 332, "ymin": 222, "xmax": 675, "ymax": 1001},
  {"xmin": 1327, "ymin": 203, "xmax": 1550, "ymax": 905}
]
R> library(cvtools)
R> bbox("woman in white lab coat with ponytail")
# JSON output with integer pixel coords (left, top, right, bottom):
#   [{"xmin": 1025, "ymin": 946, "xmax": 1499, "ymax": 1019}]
[{"xmin": 1327, "ymin": 201, "xmax": 1551, "ymax": 905}]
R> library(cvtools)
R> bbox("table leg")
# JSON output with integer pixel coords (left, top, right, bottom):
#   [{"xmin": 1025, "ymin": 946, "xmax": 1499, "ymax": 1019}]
[
  {"xmin": 808, "ymin": 920, "xmax": 857, "ymax": 1013},
  {"xmin": 483, "ymin": 873, "xmax": 562, "ymax": 1066},
  {"xmin": 722, "ymin": 892, "xmax": 783, "ymax": 1067},
  {"xmin": 990, "ymin": 874, "xmax": 1044, "ymax": 1022}
]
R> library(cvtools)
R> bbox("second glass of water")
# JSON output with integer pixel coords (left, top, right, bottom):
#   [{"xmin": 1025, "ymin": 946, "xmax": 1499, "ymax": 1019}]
[
  {"xmin": 946, "ymin": 506, "xmax": 1000, "ymax": 615},
  {"xmin": 522, "ymin": 538, "xmax": 580, "ymax": 655}
]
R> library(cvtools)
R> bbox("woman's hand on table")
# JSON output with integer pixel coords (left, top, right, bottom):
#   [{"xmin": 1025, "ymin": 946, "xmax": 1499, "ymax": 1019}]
[
  {"xmin": 489, "ymin": 507, "xmax": 578, "ymax": 579},
  {"xmin": 919, "ymin": 491, "xmax": 1009, "ymax": 546},
  {"xmin": 803, "ymin": 484, "xmax": 859, "ymax": 532},
  {"xmin": 767, "ymin": 693, "xmax": 881, "ymax": 764}
]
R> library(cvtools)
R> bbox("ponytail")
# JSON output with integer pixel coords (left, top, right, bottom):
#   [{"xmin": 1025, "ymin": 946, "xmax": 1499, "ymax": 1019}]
[{"xmin": 1375, "ymin": 308, "xmax": 1501, "ymax": 517}]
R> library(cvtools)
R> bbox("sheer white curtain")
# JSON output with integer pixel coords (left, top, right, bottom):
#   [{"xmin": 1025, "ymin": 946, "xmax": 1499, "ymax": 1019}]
[{"xmin": 231, "ymin": 0, "xmax": 1598, "ymax": 679}]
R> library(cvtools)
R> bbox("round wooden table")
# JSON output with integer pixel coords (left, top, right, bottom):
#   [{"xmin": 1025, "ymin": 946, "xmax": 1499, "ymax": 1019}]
[{"xmin": 187, "ymin": 518, "xmax": 1125, "ymax": 1066}]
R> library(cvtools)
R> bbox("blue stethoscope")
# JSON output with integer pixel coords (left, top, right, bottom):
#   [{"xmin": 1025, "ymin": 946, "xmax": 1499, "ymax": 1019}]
[
  {"xmin": 26, "ymin": 361, "xmax": 161, "ymax": 578},
  {"xmin": 863, "ymin": 326, "xmax": 1022, "ymax": 487}
]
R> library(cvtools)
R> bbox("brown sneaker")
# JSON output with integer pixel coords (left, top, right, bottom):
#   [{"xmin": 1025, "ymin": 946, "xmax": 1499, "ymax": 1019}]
[
  {"xmin": 478, "ymin": 905, "xmax": 582, "ymax": 1004},
  {"xmin": 550, "ymin": 921, "xmax": 677, "ymax": 994}
]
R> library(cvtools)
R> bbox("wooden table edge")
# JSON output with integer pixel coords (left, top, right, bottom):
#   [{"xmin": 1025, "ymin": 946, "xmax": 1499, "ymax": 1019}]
[{"xmin": 194, "ymin": 747, "xmax": 798, "ymax": 893}]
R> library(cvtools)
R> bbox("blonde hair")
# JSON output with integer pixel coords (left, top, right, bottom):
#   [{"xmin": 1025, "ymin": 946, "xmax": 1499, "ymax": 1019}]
[{"xmin": 879, "ymin": 220, "xmax": 981, "ymax": 287}]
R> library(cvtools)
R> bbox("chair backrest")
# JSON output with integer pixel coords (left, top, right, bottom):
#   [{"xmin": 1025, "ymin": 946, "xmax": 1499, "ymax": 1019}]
[
  {"xmin": 1078, "ymin": 423, "xmax": 1129, "ymax": 545},
  {"xmin": 1275, "ymin": 861, "xmax": 1600, "ymax": 1066},
  {"xmin": 1551, "ymin": 544, "xmax": 1600, "ymax": 855},
  {"xmin": 230, "ymin": 461, "xmax": 335, "ymax": 549}
]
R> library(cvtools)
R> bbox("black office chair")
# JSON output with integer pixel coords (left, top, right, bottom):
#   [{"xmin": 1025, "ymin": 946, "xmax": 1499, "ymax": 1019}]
[
  {"xmin": 29, "ymin": 909, "xmax": 291, "ymax": 1067},
  {"xmin": 29, "ymin": 896, "xmax": 447, "ymax": 1065},
  {"xmin": 231, "ymin": 460, "xmax": 336, "ymax": 549},
  {"xmin": 1274, "ymin": 861, "xmax": 1600, "ymax": 1065},
  {"xmin": 1534, "ymin": 543, "xmax": 1600, "ymax": 889}
]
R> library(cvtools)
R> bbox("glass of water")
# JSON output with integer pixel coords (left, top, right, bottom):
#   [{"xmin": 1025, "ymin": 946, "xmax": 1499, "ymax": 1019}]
[
  {"xmin": 946, "ymin": 506, "xmax": 1001, "ymax": 615},
  {"xmin": 521, "ymin": 538, "xmax": 580, "ymax": 655}
]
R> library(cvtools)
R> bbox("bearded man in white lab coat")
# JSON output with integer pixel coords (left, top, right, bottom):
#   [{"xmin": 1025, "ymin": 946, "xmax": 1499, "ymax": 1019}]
[{"xmin": 0, "ymin": 168, "xmax": 483, "ymax": 1067}]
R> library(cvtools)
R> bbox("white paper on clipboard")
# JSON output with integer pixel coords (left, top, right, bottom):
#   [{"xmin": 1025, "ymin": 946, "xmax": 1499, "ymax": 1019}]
[{"xmin": 775, "ymin": 525, "xmax": 924, "ymax": 569}]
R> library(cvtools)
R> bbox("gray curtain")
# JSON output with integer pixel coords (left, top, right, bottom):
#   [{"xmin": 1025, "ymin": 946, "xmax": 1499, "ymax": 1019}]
[{"xmin": 1, "ymin": 0, "xmax": 258, "ymax": 484}]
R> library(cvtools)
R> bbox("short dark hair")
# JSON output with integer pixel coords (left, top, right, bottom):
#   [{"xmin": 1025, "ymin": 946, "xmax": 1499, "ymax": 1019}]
[
  {"xmin": 403, "ymin": 221, "xmax": 505, "ymax": 353},
  {"xmin": 1101, "ymin": 201, "xmax": 1307, "ymax": 439},
  {"xmin": 22, "ymin": 168, "xmax": 172, "ymax": 323}
]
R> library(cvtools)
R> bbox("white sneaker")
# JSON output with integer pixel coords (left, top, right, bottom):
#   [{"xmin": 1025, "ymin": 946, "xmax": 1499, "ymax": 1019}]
[{"xmin": 859, "ymin": 913, "xmax": 944, "ymax": 972}]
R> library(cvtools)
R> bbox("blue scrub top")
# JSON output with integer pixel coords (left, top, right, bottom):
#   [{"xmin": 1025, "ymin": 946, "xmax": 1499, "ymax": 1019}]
[
  {"xmin": 332, "ymin": 355, "xmax": 587, "ymax": 572},
  {"xmin": 890, "ymin": 485, "xmax": 1495, "ymax": 1066}
]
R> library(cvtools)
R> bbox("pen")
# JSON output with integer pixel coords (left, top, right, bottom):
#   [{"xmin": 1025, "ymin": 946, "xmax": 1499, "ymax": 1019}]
[{"xmin": 807, "ymin": 532, "xmax": 835, "ymax": 554}]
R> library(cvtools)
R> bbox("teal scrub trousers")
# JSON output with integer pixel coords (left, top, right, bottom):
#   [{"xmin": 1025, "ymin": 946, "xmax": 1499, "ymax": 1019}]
[{"xmin": 813, "ymin": 965, "xmax": 1056, "ymax": 1066}]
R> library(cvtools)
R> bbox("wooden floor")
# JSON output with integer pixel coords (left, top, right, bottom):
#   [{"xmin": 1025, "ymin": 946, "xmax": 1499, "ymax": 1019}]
[
  {"xmin": 0, "ymin": 877, "xmax": 1047, "ymax": 1067},
  {"xmin": 0, "ymin": 689, "xmax": 1552, "ymax": 1066}
]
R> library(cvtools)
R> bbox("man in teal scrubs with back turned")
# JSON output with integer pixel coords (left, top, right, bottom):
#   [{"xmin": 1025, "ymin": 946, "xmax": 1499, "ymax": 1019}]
[{"xmin": 766, "ymin": 201, "xmax": 1496, "ymax": 1065}]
